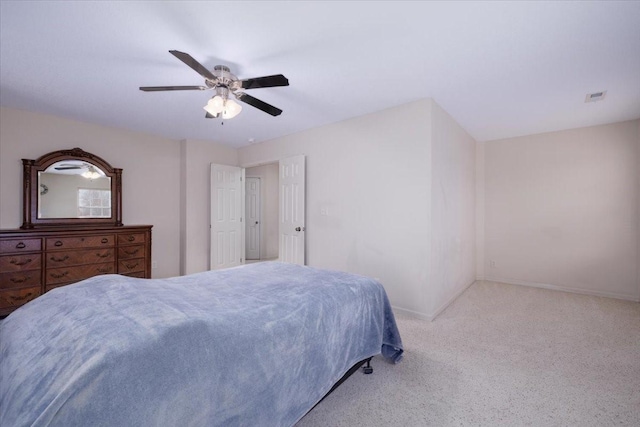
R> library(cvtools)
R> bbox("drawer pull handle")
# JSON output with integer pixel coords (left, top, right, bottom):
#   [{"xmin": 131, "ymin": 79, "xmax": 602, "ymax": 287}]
[
  {"xmin": 16, "ymin": 242, "xmax": 26, "ymax": 249},
  {"xmin": 97, "ymin": 267, "xmax": 111, "ymax": 273},
  {"xmin": 9, "ymin": 292, "xmax": 34, "ymax": 304},
  {"xmin": 101, "ymin": 238, "xmax": 108, "ymax": 244},
  {"xmin": 96, "ymin": 252, "xmax": 110, "ymax": 258},
  {"xmin": 50, "ymin": 255, "xmax": 70, "ymax": 262},
  {"xmin": 124, "ymin": 262, "xmax": 139, "ymax": 269},
  {"xmin": 10, "ymin": 258, "xmax": 32, "ymax": 266},
  {"xmin": 124, "ymin": 248, "xmax": 139, "ymax": 256},
  {"xmin": 128, "ymin": 236, "xmax": 135, "ymax": 242},
  {"xmin": 50, "ymin": 271, "xmax": 69, "ymax": 279},
  {"xmin": 54, "ymin": 241, "xmax": 63, "ymax": 247},
  {"xmin": 10, "ymin": 276, "xmax": 29, "ymax": 284}
]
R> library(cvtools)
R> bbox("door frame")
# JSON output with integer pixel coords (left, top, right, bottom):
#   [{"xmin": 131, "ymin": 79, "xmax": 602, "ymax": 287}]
[{"xmin": 240, "ymin": 155, "xmax": 306, "ymax": 265}]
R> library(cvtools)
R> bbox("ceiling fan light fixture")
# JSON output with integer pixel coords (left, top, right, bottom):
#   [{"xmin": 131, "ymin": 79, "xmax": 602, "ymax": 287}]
[
  {"xmin": 142, "ymin": 51, "xmax": 288, "ymax": 119},
  {"xmin": 222, "ymin": 99, "xmax": 242, "ymax": 119},
  {"xmin": 204, "ymin": 95, "xmax": 242, "ymax": 119},
  {"xmin": 82, "ymin": 166, "xmax": 101, "ymax": 180},
  {"xmin": 203, "ymin": 95, "xmax": 225, "ymax": 116}
]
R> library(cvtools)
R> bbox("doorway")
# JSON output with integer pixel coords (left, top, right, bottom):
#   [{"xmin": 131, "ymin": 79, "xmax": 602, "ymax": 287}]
[
  {"xmin": 210, "ymin": 155, "xmax": 306, "ymax": 269},
  {"xmin": 245, "ymin": 163, "xmax": 279, "ymax": 262}
]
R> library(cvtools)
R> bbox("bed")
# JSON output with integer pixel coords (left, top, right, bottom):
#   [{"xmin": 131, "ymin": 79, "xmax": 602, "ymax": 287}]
[{"xmin": 0, "ymin": 262, "xmax": 403, "ymax": 426}]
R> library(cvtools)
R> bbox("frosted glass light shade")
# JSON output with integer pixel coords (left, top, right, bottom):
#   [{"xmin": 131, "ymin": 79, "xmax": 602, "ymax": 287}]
[
  {"xmin": 82, "ymin": 167, "xmax": 101, "ymax": 180},
  {"xmin": 203, "ymin": 95, "xmax": 225, "ymax": 116},
  {"xmin": 203, "ymin": 96, "xmax": 242, "ymax": 119},
  {"xmin": 222, "ymin": 99, "xmax": 242, "ymax": 119}
]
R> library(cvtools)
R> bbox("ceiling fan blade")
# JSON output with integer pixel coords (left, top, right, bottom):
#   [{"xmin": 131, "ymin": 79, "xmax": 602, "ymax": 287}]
[
  {"xmin": 55, "ymin": 166, "xmax": 82, "ymax": 170},
  {"xmin": 205, "ymin": 112, "xmax": 218, "ymax": 119},
  {"xmin": 235, "ymin": 93, "xmax": 283, "ymax": 116},
  {"xmin": 240, "ymin": 74, "xmax": 289, "ymax": 89},
  {"xmin": 139, "ymin": 85, "xmax": 207, "ymax": 92},
  {"xmin": 169, "ymin": 50, "xmax": 216, "ymax": 81}
]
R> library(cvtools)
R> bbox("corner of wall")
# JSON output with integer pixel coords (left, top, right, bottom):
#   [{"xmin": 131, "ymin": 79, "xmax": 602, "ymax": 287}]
[
  {"xmin": 426, "ymin": 99, "xmax": 478, "ymax": 318},
  {"xmin": 179, "ymin": 139, "xmax": 188, "ymax": 276},
  {"xmin": 476, "ymin": 141, "xmax": 485, "ymax": 280},
  {"xmin": 637, "ymin": 119, "xmax": 640, "ymax": 300}
]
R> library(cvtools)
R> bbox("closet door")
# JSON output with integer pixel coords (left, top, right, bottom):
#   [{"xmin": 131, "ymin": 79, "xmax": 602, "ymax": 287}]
[
  {"xmin": 245, "ymin": 177, "xmax": 261, "ymax": 260},
  {"xmin": 279, "ymin": 155, "xmax": 305, "ymax": 265},
  {"xmin": 210, "ymin": 164, "xmax": 244, "ymax": 270}
]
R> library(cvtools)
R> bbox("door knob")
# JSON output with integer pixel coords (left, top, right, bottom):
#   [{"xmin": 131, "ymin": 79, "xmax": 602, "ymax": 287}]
[
  {"xmin": 295, "ymin": 227, "xmax": 301, "ymax": 232},
  {"xmin": 255, "ymin": 221, "xmax": 259, "ymax": 225}
]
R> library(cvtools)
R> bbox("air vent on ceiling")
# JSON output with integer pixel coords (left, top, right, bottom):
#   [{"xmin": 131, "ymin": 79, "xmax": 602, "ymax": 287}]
[{"xmin": 585, "ymin": 91, "xmax": 607, "ymax": 103}]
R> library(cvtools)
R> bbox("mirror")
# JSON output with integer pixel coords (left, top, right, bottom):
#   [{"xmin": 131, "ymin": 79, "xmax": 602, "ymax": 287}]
[
  {"xmin": 38, "ymin": 161, "xmax": 111, "ymax": 219},
  {"xmin": 22, "ymin": 148, "xmax": 122, "ymax": 229}
]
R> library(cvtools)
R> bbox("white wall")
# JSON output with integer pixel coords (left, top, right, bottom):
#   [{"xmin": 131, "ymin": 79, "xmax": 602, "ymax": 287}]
[
  {"xmin": 180, "ymin": 139, "xmax": 238, "ymax": 275},
  {"xmin": 428, "ymin": 102, "xmax": 477, "ymax": 317},
  {"xmin": 482, "ymin": 120, "xmax": 640, "ymax": 301},
  {"xmin": 239, "ymin": 100, "xmax": 432, "ymax": 315},
  {"xmin": 8, "ymin": 104, "xmax": 633, "ymax": 311},
  {"xmin": 239, "ymin": 98, "xmax": 477, "ymax": 319},
  {"xmin": 475, "ymin": 142, "xmax": 486, "ymax": 279},
  {"xmin": 0, "ymin": 107, "xmax": 182, "ymax": 278},
  {"xmin": 245, "ymin": 163, "xmax": 279, "ymax": 260}
]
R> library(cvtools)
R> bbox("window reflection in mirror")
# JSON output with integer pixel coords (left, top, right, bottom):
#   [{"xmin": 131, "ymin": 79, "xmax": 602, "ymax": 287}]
[{"xmin": 38, "ymin": 161, "xmax": 111, "ymax": 219}]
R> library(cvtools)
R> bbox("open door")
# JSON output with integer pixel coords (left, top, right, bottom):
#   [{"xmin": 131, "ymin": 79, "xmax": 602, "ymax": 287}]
[
  {"xmin": 279, "ymin": 155, "xmax": 305, "ymax": 265},
  {"xmin": 210, "ymin": 164, "xmax": 244, "ymax": 270}
]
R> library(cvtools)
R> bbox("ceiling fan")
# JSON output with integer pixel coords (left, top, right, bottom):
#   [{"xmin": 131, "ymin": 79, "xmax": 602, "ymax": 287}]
[
  {"xmin": 54, "ymin": 163, "xmax": 91, "ymax": 171},
  {"xmin": 54, "ymin": 163, "xmax": 102, "ymax": 179},
  {"xmin": 140, "ymin": 50, "xmax": 289, "ymax": 119}
]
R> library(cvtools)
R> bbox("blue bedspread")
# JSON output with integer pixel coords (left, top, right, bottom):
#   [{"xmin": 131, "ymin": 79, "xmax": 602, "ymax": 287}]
[{"xmin": 0, "ymin": 262, "xmax": 403, "ymax": 426}]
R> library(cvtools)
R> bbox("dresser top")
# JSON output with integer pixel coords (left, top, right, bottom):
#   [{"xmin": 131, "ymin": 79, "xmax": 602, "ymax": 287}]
[{"xmin": 0, "ymin": 225, "xmax": 152, "ymax": 236}]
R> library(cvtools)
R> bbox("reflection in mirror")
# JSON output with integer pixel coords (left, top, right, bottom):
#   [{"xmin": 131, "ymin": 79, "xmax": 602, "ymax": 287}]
[{"xmin": 38, "ymin": 160, "xmax": 111, "ymax": 219}]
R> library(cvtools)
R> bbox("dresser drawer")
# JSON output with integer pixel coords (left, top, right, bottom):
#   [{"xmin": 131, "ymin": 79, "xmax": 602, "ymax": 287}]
[
  {"xmin": 118, "ymin": 233, "xmax": 146, "ymax": 245},
  {"xmin": 118, "ymin": 258, "xmax": 145, "ymax": 274},
  {"xmin": 0, "ymin": 286, "xmax": 41, "ymax": 310},
  {"xmin": 46, "ymin": 235, "xmax": 114, "ymax": 250},
  {"xmin": 47, "ymin": 248, "xmax": 115, "ymax": 268},
  {"xmin": 118, "ymin": 244, "xmax": 145, "ymax": 260},
  {"xmin": 0, "ymin": 254, "xmax": 42, "ymax": 273},
  {"xmin": 1, "ymin": 270, "xmax": 42, "ymax": 290},
  {"xmin": 0, "ymin": 238, "xmax": 42, "ymax": 254},
  {"xmin": 46, "ymin": 263, "xmax": 115, "ymax": 285}
]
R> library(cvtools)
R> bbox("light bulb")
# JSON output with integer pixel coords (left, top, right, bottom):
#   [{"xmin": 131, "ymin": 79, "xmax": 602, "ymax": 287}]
[
  {"xmin": 222, "ymin": 99, "xmax": 242, "ymax": 119},
  {"xmin": 82, "ymin": 167, "xmax": 101, "ymax": 180},
  {"xmin": 203, "ymin": 95, "xmax": 224, "ymax": 115}
]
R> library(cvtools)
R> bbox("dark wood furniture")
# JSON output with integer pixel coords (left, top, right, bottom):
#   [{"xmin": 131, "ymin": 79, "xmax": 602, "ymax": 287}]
[
  {"xmin": 0, "ymin": 225, "xmax": 152, "ymax": 316},
  {"xmin": 22, "ymin": 147, "xmax": 122, "ymax": 229},
  {"xmin": 0, "ymin": 148, "xmax": 152, "ymax": 316}
]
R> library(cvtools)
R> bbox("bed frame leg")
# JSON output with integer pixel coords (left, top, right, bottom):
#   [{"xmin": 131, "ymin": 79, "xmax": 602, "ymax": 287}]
[{"xmin": 362, "ymin": 357, "xmax": 373, "ymax": 374}]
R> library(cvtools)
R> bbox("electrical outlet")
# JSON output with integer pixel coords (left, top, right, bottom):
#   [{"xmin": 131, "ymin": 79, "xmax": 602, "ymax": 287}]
[
  {"xmin": 152, "ymin": 261, "xmax": 158, "ymax": 269},
  {"xmin": 320, "ymin": 207, "xmax": 329, "ymax": 216},
  {"xmin": 490, "ymin": 260, "xmax": 496, "ymax": 268}
]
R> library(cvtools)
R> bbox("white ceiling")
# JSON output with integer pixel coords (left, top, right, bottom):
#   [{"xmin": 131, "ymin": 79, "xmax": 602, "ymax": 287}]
[{"xmin": 1, "ymin": 1, "xmax": 639, "ymax": 148}]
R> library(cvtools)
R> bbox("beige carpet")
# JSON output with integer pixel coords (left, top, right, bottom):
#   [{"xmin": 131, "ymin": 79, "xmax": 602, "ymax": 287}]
[{"xmin": 297, "ymin": 281, "xmax": 640, "ymax": 426}]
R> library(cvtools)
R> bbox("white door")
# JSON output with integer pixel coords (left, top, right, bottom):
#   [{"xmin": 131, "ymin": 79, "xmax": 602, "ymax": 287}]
[
  {"xmin": 210, "ymin": 164, "xmax": 244, "ymax": 270},
  {"xmin": 245, "ymin": 177, "xmax": 261, "ymax": 260},
  {"xmin": 279, "ymin": 155, "xmax": 305, "ymax": 265}
]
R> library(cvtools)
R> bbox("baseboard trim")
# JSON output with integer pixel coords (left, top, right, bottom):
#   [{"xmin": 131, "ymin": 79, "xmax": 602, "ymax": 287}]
[
  {"xmin": 430, "ymin": 280, "xmax": 476, "ymax": 321},
  {"xmin": 481, "ymin": 276, "xmax": 640, "ymax": 303},
  {"xmin": 391, "ymin": 306, "xmax": 433, "ymax": 322},
  {"xmin": 392, "ymin": 279, "xmax": 476, "ymax": 323}
]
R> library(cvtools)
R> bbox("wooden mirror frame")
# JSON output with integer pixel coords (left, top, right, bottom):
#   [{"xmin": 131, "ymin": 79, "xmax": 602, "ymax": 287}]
[{"xmin": 21, "ymin": 148, "xmax": 122, "ymax": 229}]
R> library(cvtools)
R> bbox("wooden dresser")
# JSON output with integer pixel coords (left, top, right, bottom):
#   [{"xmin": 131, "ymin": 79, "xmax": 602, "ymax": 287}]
[{"xmin": 0, "ymin": 225, "xmax": 152, "ymax": 316}]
